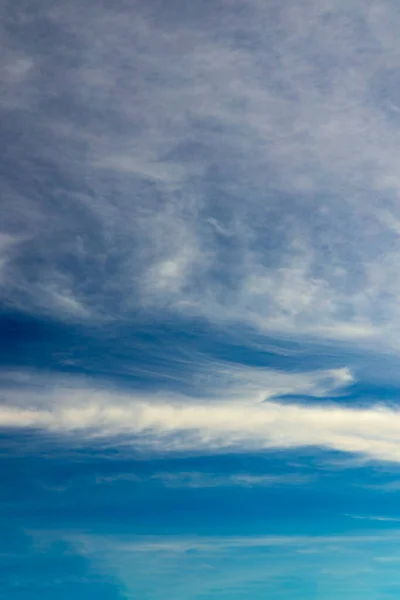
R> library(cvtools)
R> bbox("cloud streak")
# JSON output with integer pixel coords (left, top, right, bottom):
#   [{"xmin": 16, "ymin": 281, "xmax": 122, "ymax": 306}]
[
  {"xmin": 95, "ymin": 471, "xmax": 311, "ymax": 488},
  {"xmin": 346, "ymin": 515, "xmax": 400, "ymax": 522},
  {"xmin": 1, "ymin": 372, "xmax": 400, "ymax": 463}
]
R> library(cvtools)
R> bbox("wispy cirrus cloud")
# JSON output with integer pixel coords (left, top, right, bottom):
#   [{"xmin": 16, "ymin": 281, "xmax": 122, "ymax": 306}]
[
  {"xmin": 346, "ymin": 514, "xmax": 400, "ymax": 522},
  {"xmin": 1, "ymin": 396, "xmax": 400, "ymax": 462},
  {"xmin": 48, "ymin": 527, "xmax": 400, "ymax": 600},
  {"xmin": 1, "ymin": 367, "xmax": 400, "ymax": 463},
  {"xmin": 3, "ymin": 0, "xmax": 400, "ymax": 351},
  {"xmin": 72, "ymin": 531, "xmax": 400, "ymax": 555},
  {"xmin": 0, "ymin": 360, "xmax": 353, "ymax": 403},
  {"xmin": 360, "ymin": 480, "xmax": 400, "ymax": 493},
  {"xmin": 95, "ymin": 471, "xmax": 311, "ymax": 488}
]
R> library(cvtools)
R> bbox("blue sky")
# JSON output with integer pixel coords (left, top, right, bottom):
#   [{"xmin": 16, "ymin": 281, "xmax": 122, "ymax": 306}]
[{"xmin": 3, "ymin": 0, "xmax": 400, "ymax": 597}]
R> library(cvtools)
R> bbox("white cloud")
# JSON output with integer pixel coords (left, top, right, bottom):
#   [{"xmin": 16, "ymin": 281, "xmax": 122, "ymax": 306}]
[
  {"xmin": 346, "ymin": 514, "xmax": 400, "ymax": 522},
  {"xmin": 2, "ymin": 367, "xmax": 400, "ymax": 463}
]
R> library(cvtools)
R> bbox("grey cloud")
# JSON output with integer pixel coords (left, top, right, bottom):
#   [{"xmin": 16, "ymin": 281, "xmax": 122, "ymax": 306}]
[{"xmin": 3, "ymin": 0, "xmax": 400, "ymax": 349}]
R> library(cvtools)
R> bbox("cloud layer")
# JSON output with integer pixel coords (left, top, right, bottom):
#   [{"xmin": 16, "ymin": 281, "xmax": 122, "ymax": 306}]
[{"xmin": 3, "ymin": 0, "xmax": 400, "ymax": 349}]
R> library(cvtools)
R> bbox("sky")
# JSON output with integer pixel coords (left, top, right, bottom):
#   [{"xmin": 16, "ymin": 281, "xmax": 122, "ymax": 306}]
[{"xmin": 4, "ymin": 0, "xmax": 400, "ymax": 597}]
